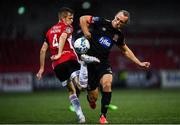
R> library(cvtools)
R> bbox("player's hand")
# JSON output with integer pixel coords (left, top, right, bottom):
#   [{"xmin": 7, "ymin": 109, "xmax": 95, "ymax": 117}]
[
  {"xmin": 139, "ymin": 62, "xmax": 150, "ymax": 69},
  {"xmin": 50, "ymin": 54, "xmax": 61, "ymax": 61},
  {"xmin": 84, "ymin": 32, "xmax": 92, "ymax": 39},
  {"xmin": 36, "ymin": 69, "xmax": 44, "ymax": 80}
]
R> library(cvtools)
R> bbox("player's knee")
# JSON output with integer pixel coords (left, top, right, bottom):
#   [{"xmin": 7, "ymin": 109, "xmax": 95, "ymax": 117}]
[
  {"xmin": 88, "ymin": 93, "xmax": 98, "ymax": 102},
  {"xmin": 100, "ymin": 74, "xmax": 112, "ymax": 91},
  {"xmin": 67, "ymin": 85, "xmax": 76, "ymax": 95},
  {"xmin": 68, "ymin": 89, "xmax": 76, "ymax": 95},
  {"xmin": 89, "ymin": 95, "xmax": 97, "ymax": 102},
  {"xmin": 101, "ymin": 82, "xmax": 112, "ymax": 92}
]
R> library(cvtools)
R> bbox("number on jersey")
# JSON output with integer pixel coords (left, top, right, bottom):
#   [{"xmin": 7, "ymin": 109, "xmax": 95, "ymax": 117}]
[{"xmin": 52, "ymin": 34, "xmax": 59, "ymax": 47}]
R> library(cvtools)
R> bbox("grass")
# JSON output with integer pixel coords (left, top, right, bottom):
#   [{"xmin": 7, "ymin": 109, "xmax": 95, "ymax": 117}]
[{"xmin": 0, "ymin": 89, "xmax": 180, "ymax": 124}]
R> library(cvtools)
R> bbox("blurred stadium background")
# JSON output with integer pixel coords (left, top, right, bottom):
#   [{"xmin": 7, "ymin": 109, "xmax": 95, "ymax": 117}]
[{"xmin": 0, "ymin": 0, "xmax": 180, "ymax": 124}]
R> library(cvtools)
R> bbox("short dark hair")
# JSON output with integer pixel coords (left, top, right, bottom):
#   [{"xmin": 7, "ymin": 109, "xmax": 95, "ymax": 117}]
[
  {"xmin": 58, "ymin": 7, "xmax": 74, "ymax": 20},
  {"xmin": 116, "ymin": 10, "xmax": 130, "ymax": 24}
]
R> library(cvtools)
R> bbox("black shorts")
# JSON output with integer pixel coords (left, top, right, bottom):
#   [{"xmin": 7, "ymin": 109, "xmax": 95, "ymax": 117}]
[
  {"xmin": 87, "ymin": 62, "xmax": 112, "ymax": 91},
  {"xmin": 54, "ymin": 60, "xmax": 80, "ymax": 82}
]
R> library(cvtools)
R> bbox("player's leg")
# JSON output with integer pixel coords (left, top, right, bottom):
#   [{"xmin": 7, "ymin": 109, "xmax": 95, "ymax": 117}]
[
  {"xmin": 54, "ymin": 61, "xmax": 85, "ymax": 123},
  {"xmin": 71, "ymin": 54, "xmax": 100, "ymax": 89},
  {"xmin": 78, "ymin": 54, "xmax": 100, "ymax": 88},
  {"xmin": 85, "ymin": 63, "xmax": 100, "ymax": 109},
  {"xmin": 78, "ymin": 61, "xmax": 88, "ymax": 87},
  {"xmin": 69, "ymin": 84, "xmax": 81, "ymax": 112},
  {"xmin": 71, "ymin": 72, "xmax": 85, "ymax": 90},
  {"xmin": 87, "ymin": 88, "xmax": 99, "ymax": 109},
  {"xmin": 99, "ymin": 74, "xmax": 113, "ymax": 124},
  {"xmin": 66, "ymin": 80, "xmax": 85, "ymax": 123},
  {"xmin": 68, "ymin": 61, "xmax": 86, "ymax": 123},
  {"xmin": 75, "ymin": 83, "xmax": 81, "ymax": 98}
]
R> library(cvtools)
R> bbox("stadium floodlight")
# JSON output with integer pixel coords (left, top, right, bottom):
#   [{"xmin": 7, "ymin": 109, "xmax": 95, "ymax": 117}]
[
  {"xmin": 82, "ymin": 1, "xmax": 91, "ymax": 9},
  {"xmin": 18, "ymin": 6, "xmax": 26, "ymax": 15}
]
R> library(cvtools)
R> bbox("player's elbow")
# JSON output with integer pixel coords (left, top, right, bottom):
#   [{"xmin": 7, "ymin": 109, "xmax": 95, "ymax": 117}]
[
  {"xmin": 122, "ymin": 50, "xmax": 128, "ymax": 56},
  {"xmin": 40, "ymin": 48, "xmax": 46, "ymax": 54}
]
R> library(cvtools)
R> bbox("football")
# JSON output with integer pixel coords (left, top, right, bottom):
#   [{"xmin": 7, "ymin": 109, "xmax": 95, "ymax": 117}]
[{"xmin": 74, "ymin": 37, "xmax": 90, "ymax": 54}]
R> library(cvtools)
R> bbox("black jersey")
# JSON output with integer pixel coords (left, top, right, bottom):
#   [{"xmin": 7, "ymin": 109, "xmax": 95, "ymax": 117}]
[{"xmin": 87, "ymin": 16, "xmax": 125, "ymax": 62}]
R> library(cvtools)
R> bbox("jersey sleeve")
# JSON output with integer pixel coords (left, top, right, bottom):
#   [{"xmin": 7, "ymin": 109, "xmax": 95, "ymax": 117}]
[
  {"xmin": 44, "ymin": 33, "xmax": 49, "ymax": 45},
  {"xmin": 90, "ymin": 16, "xmax": 109, "ymax": 25}
]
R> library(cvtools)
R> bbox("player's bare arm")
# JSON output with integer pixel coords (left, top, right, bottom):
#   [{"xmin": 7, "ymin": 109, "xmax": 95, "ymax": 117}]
[
  {"xmin": 119, "ymin": 44, "xmax": 150, "ymax": 69},
  {"xmin": 80, "ymin": 15, "xmax": 92, "ymax": 39},
  {"xmin": 36, "ymin": 42, "xmax": 48, "ymax": 80},
  {"xmin": 50, "ymin": 32, "xmax": 68, "ymax": 60}
]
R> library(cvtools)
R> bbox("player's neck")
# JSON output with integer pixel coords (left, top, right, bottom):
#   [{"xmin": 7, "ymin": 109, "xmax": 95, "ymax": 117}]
[
  {"xmin": 59, "ymin": 19, "xmax": 70, "ymax": 26},
  {"xmin": 111, "ymin": 21, "xmax": 121, "ymax": 31}
]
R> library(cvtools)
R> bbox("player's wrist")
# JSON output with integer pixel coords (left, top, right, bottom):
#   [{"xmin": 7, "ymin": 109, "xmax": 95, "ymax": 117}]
[{"xmin": 39, "ymin": 68, "xmax": 44, "ymax": 72}]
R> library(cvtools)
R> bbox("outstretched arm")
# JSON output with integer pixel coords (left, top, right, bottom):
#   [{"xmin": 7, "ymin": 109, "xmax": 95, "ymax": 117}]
[
  {"xmin": 36, "ymin": 42, "xmax": 48, "ymax": 80},
  {"xmin": 79, "ymin": 15, "xmax": 92, "ymax": 39},
  {"xmin": 119, "ymin": 44, "xmax": 150, "ymax": 69}
]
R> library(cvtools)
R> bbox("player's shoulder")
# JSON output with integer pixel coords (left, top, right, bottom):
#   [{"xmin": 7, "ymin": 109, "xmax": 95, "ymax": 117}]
[
  {"xmin": 52, "ymin": 22, "xmax": 63, "ymax": 29},
  {"xmin": 59, "ymin": 22, "xmax": 73, "ymax": 31},
  {"xmin": 104, "ymin": 18, "xmax": 112, "ymax": 26},
  {"xmin": 45, "ymin": 28, "xmax": 51, "ymax": 37},
  {"xmin": 104, "ymin": 18, "xmax": 111, "ymax": 23},
  {"xmin": 91, "ymin": 16, "xmax": 110, "ymax": 23},
  {"xmin": 46, "ymin": 23, "xmax": 58, "ymax": 33}
]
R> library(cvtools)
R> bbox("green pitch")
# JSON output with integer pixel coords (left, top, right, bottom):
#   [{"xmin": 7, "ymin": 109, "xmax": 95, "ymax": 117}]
[{"xmin": 0, "ymin": 89, "xmax": 180, "ymax": 124}]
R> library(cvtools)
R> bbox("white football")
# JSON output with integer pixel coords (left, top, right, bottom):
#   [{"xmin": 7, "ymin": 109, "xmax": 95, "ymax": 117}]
[{"xmin": 74, "ymin": 37, "xmax": 90, "ymax": 54}]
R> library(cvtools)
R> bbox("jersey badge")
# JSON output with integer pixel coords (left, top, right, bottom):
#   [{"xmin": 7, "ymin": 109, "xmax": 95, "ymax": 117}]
[
  {"xmin": 65, "ymin": 27, "xmax": 72, "ymax": 34},
  {"xmin": 92, "ymin": 17, "xmax": 100, "ymax": 23},
  {"xmin": 102, "ymin": 27, "xmax": 106, "ymax": 31}
]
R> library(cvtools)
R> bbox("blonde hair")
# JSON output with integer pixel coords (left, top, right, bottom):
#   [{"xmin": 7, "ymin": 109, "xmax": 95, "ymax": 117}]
[{"xmin": 58, "ymin": 7, "xmax": 74, "ymax": 20}]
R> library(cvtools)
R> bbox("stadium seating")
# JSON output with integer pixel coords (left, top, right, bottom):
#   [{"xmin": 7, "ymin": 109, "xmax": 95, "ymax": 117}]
[
  {"xmin": 0, "ymin": 39, "xmax": 52, "ymax": 73},
  {"xmin": 0, "ymin": 38, "xmax": 180, "ymax": 73},
  {"xmin": 109, "ymin": 43, "xmax": 180, "ymax": 71}
]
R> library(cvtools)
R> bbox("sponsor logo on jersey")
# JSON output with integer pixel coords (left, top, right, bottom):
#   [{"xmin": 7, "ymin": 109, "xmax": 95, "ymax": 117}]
[
  {"xmin": 50, "ymin": 26, "xmax": 62, "ymax": 34},
  {"xmin": 50, "ymin": 29, "xmax": 61, "ymax": 34},
  {"xmin": 98, "ymin": 36, "xmax": 112, "ymax": 48},
  {"xmin": 53, "ymin": 26, "xmax": 61, "ymax": 29}
]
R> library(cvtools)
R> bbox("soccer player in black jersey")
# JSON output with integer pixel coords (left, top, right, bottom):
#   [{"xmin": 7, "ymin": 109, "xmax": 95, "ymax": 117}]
[{"xmin": 79, "ymin": 10, "xmax": 150, "ymax": 124}]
